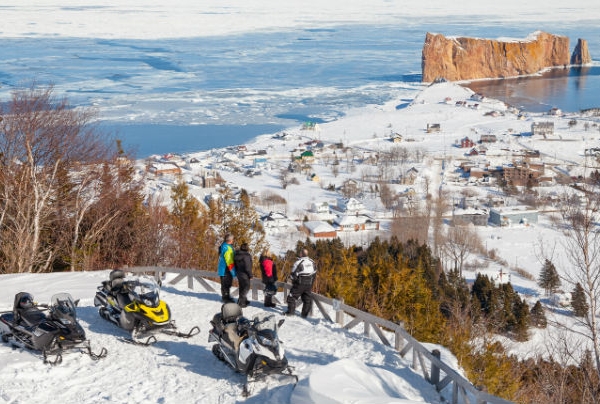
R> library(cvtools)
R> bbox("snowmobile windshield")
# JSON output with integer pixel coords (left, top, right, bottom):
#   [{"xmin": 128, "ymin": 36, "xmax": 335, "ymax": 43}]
[
  {"xmin": 253, "ymin": 314, "xmax": 279, "ymax": 347},
  {"xmin": 128, "ymin": 276, "xmax": 160, "ymax": 307},
  {"xmin": 51, "ymin": 293, "xmax": 77, "ymax": 321}
]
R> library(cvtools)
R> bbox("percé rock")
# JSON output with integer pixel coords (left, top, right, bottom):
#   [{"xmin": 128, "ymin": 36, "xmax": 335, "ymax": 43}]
[
  {"xmin": 570, "ymin": 38, "xmax": 591, "ymax": 65},
  {"xmin": 421, "ymin": 31, "xmax": 571, "ymax": 83}
]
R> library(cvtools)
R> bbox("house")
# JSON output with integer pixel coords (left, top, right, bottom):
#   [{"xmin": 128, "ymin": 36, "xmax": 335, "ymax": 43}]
[
  {"xmin": 503, "ymin": 160, "xmax": 545, "ymax": 187},
  {"xmin": 336, "ymin": 197, "xmax": 365, "ymax": 213},
  {"xmin": 147, "ymin": 162, "xmax": 182, "ymax": 176},
  {"xmin": 301, "ymin": 221, "xmax": 337, "ymax": 238},
  {"xmin": 300, "ymin": 150, "xmax": 315, "ymax": 163},
  {"xmin": 400, "ymin": 167, "xmax": 419, "ymax": 185},
  {"xmin": 480, "ymin": 134, "xmax": 497, "ymax": 143},
  {"xmin": 426, "ymin": 123, "xmax": 441, "ymax": 133},
  {"xmin": 311, "ymin": 201, "xmax": 330, "ymax": 214},
  {"xmin": 334, "ymin": 214, "xmax": 380, "ymax": 232},
  {"xmin": 460, "ymin": 137, "xmax": 475, "ymax": 148},
  {"xmin": 531, "ymin": 122, "xmax": 554, "ymax": 137},
  {"xmin": 301, "ymin": 122, "xmax": 321, "ymax": 131},
  {"xmin": 489, "ymin": 206, "xmax": 538, "ymax": 226},
  {"xmin": 391, "ymin": 133, "xmax": 403, "ymax": 143},
  {"xmin": 339, "ymin": 179, "xmax": 359, "ymax": 197},
  {"xmin": 260, "ymin": 212, "xmax": 291, "ymax": 228},
  {"xmin": 452, "ymin": 208, "xmax": 489, "ymax": 226}
]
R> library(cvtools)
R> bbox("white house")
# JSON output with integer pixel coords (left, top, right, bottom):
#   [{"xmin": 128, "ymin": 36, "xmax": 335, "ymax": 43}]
[
  {"xmin": 260, "ymin": 211, "xmax": 292, "ymax": 228},
  {"xmin": 311, "ymin": 201, "xmax": 330, "ymax": 214},
  {"xmin": 333, "ymin": 214, "xmax": 380, "ymax": 232},
  {"xmin": 336, "ymin": 197, "xmax": 365, "ymax": 213}
]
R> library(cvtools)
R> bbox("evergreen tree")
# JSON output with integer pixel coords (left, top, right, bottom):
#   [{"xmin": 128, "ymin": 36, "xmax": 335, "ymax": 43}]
[
  {"xmin": 538, "ymin": 258, "xmax": 561, "ymax": 296},
  {"xmin": 571, "ymin": 282, "xmax": 589, "ymax": 317},
  {"xmin": 512, "ymin": 296, "xmax": 530, "ymax": 341},
  {"xmin": 530, "ymin": 300, "xmax": 547, "ymax": 328}
]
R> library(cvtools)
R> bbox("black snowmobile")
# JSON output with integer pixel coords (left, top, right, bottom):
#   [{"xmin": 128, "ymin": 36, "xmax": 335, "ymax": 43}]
[
  {"xmin": 209, "ymin": 302, "xmax": 297, "ymax": 396},
  {"xmin": 94, "ymin": 269, "xmax": 199, "ymax": 345},
  {"xmin": 0, "ymin": 292, "xmax": 107, "ymax": 364}
]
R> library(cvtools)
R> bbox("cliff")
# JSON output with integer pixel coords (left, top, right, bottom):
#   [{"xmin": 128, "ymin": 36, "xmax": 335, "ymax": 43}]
[
  {"xmin": 571, "ymin": 38, "xmax": 591, "ymax": 65},
  {"xmin": 421, "ymin": 31, "xmax": 571, "ymax": 83}
]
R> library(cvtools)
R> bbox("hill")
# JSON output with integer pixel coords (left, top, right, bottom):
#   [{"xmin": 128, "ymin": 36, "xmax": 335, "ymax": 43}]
[{"xmin": 0, "ymin": 270, "xmax": 446, "ymax": 404}]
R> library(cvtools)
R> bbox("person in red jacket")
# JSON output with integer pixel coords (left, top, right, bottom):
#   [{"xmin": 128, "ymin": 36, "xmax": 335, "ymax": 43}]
[{"xmin": 259, "ymin": 251, "xmax": 278, "ymax": 308}]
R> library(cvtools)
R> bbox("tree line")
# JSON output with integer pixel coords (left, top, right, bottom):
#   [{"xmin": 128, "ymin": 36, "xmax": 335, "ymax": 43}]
[{"xmin": 0, "ymin": 85, "xmax": 265, "ymax": 274}]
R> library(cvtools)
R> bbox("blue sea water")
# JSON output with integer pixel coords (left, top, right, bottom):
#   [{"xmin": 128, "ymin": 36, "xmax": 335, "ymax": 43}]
[{"xmin": 1, "ymin": 22, "xmax": 599, "ymax": 157}]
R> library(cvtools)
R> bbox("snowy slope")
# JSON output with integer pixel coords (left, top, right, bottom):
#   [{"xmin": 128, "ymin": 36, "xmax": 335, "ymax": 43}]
[{"xmin": 0, "ymin": 271, "xmax": 443, "ymax": 404}]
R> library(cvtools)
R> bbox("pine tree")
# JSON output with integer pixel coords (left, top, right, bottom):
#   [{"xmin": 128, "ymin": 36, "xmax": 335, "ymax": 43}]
[
  {"xmin": 538, "ymin": 259, "xmax": 561, "ymax": 296},
  {"xmin": 530, "ymin": 300, "xmax": 547, "ymax": 328},
  {"xmin": 571, "ymin": 282, "xmax": 589, "ymax": 317}
]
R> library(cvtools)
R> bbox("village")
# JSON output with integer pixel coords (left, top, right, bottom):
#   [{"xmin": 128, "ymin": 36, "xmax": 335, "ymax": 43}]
[{"xmin": 135, "ymin": 82, "xmax": 600, "ymax": 267}]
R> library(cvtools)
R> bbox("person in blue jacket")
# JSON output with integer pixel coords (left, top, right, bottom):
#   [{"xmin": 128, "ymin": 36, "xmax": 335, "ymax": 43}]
[{"xmin": 218, "ymin": 234, "xmax": 236, "ymax": 303}]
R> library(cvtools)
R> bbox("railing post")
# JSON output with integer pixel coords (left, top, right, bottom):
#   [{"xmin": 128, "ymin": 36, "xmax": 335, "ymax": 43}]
[
  {"xmin": 394, "ymin": 329, "xmax": 404, "ymax": 351},
  {"xmin": 333, "ymin": 298, "xmax": 344, "ymax": 325},
  {"xmin": 431, "ymin": 349, "xmax": 441, "ymax": 386},
  {"xmin": 364, "ymin": 321, "xmax": 370, "ymax": 337},
  {"xmin": 251, "ymin": 281, "xmax": 259, "ymax": 301}
]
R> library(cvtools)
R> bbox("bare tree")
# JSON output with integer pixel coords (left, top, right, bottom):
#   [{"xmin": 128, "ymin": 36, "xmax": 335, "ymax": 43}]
[
  {"xmin": 441, "ymin": 223, "xmax": 482, "ymax": 276},
  {"xmin": 559, "ymin": 188, "xmax": 600, "ymax": 379},
  {"xmin": 0, "ymin": 84, "xmax": 112, "ymax": 273}
]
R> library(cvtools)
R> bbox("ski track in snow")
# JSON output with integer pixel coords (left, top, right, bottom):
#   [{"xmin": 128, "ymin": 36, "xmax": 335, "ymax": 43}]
[{"xmin": 0, "ymin": 271, "xmax": 440, "ymax": 404}]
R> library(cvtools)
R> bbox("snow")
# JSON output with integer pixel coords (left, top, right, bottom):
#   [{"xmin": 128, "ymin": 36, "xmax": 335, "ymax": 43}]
[
  {"xmin": 2, "ymin": 1, "xmax": 598, "ymax": 39},
  {"xmin": 0, "ymin": 271, "xmax": 441, "ymax": 404},
  {"xmin": 1, "ymin": 0, "xmax": 600, "ymax": 402}
]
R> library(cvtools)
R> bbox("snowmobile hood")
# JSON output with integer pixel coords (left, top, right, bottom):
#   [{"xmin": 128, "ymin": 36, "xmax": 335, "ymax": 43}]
[{"xmin": 124, "ymin": 300, "xmax": 171, "ymax": 324}]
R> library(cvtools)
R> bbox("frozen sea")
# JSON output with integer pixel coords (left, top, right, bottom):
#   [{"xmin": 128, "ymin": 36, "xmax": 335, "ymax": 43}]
[{"xmin": 2, "ymin": 23, "xmax": 600, "ymax": 157}]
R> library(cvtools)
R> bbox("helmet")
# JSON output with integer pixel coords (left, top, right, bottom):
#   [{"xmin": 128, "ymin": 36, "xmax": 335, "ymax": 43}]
[{"xmin": 19, "ymin": 293, "xmax": 34, "ymax": 309}]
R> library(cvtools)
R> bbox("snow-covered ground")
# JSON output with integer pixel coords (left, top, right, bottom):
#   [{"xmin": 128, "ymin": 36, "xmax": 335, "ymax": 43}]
[{"xmin": 0, "ymin": 270, "xmax": 445, "ymax": 404}]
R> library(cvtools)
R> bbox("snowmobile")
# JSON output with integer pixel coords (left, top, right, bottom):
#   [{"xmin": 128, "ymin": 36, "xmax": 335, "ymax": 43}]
[
  {"xmin": 0, "ymin": 292, "xmax": 107, "ymax": 364},
  {"xmin": 94, "ymin": 269, "xmax": 199, "ymax": 345},
  {"xmin": 208, "ymin": 302, "xmax": 297, "ymax": 396}
]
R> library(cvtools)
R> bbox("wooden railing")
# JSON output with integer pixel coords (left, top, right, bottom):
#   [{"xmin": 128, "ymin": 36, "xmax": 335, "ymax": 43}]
[{"xmin": 126, "ymin": 266, "xmax": 513, "ymax": 404}]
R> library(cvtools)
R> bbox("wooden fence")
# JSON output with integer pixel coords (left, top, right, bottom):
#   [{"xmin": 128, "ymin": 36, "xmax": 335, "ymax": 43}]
[{"xmin": 126, "ymin": 266, "xmax": 513, "ymax": 404}]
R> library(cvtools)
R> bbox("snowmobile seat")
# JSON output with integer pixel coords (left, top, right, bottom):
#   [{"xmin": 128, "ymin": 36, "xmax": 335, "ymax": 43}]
[
  {"xmin": 109, "ymin": 269, "xmax": 126, "ymax": 291},
  {"xmin": 220, "ymin": 303, "xmax": 244, "ymax": 350},
  {"xmin": 13, "ymin": 292, "xmax": 46, "ymax": 326},
  {"xmin": 19, "ymin": 307, "xmax": 48, "ymax": 327},
  {"xmin": 110, "ymin": 269, "xmax": 125, "ymax": 281},
  {"xmin": 221, "ymin": 302, "xmax": 243, "ymax": 324},
  {"xmin": 111, "ymin": 276, "xmax": 125, "ymax": 292},
  {"xmin": 224, "ymin": 323, "xmax": 243, "ymax": 351}
]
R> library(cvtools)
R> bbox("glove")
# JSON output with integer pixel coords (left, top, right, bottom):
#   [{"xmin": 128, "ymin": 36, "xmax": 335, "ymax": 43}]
[{"xmin": 227, "ymin": 263, "xmax": 234, "ymax": 271}]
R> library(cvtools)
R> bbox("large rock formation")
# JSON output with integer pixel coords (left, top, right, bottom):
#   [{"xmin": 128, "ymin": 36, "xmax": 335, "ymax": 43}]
[
  {"xmin": 571, "ymin": 38, "xmax": 591, "ymax": 65},
  {"xmin": 421, "ymin": 31, "xmax": 572, "ymax": 83}
]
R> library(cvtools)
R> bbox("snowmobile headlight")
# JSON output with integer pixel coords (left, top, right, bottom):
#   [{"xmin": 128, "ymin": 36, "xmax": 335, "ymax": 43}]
[{"xmin": 257, "ymin": 334, "xmax": 276, "ymax": 347}]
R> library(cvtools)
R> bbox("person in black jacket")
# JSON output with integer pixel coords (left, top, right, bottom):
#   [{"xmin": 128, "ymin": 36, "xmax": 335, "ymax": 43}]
[
  {"xmin": 234, "ymin": 242, "xmax": 253, "ymax": 308},
  {"xmin": 259, "ymin": 251, "xmax": 278, "ymax": 308}
]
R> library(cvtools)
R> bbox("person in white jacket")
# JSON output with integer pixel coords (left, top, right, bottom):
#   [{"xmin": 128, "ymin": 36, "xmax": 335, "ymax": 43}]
[{"xmin": 284, "ymin": 249, "xmax": 316, "ymax": 318}]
